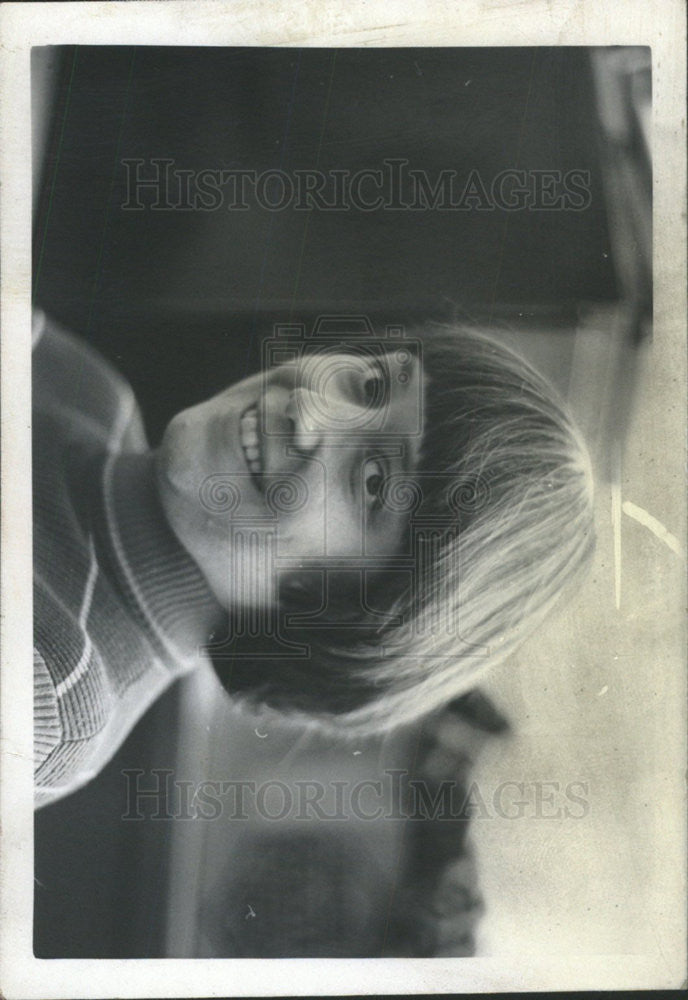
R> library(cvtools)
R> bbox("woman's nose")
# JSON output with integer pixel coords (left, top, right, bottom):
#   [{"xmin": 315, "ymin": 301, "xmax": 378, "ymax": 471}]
[{"xmin": 285, "ymin": 386, "xmax": 366, "ymax": 452}]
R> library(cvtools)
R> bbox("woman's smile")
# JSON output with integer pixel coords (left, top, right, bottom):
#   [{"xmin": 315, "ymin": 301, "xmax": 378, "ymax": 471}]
[{"xmin": 239, "ymin": 403, "xmax": 264, "ymax": 486}]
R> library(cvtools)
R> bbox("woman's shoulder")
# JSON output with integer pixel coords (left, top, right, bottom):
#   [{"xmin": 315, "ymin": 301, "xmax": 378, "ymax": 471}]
[{"xmin": 32, "ymin": 309, "xmax": 146, "ymax": 451}]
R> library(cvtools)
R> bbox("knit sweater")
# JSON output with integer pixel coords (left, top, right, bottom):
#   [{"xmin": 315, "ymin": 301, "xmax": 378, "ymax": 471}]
[{"xmin": 33, "ymin": 311, "xmax": 221, "ymax": 809}]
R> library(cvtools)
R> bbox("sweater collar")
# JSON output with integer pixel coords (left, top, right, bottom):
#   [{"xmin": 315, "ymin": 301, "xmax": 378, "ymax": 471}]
[{"xmin": 99, "ymin": 450, "xmax": 225, "ymax": 669}]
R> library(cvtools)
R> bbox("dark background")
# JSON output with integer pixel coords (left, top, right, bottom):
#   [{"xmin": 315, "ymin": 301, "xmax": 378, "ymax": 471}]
[
  {"xmin": 33, "ymin": 46, "xmax": 615, "ymax": 443},
  {"xmin": 33, "ymin": 45, "xmax": 616, "ymax": 957}
]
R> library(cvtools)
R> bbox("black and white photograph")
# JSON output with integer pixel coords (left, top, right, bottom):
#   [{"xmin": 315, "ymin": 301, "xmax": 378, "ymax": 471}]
[{"xmin": 1, "ymin": 1, "xmax": 685, "ymax": 996}]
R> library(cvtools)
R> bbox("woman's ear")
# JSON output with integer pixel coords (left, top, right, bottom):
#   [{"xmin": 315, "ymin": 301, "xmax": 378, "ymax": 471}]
[{"xmin": 278, "ymin": 568, "xmax": 323, "ymax": 608}]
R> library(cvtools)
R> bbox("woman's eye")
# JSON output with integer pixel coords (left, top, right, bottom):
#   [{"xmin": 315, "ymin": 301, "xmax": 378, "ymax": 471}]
[
  {"xmin": 362, "ymin": 362, "xmax": 388, "ymax": 408},
  {"xmin": 364, "ymin": 459, "xmax": 384, "ymax": 501}
]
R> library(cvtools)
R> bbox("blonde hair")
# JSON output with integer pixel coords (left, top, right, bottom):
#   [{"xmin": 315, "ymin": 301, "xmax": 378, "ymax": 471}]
[{"xmin": 216, "ymin": 323, "xmax": 595, "ymax": 737}]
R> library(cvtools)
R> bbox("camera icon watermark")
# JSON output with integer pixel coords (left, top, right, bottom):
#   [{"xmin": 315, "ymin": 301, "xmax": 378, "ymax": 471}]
[{"xmin": 197, "ymin": 314, "xmax": 492, "ymax": 659}]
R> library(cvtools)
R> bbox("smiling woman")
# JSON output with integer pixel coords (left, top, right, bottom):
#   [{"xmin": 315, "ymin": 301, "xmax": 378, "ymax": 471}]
[
  {"xmin": 208, "ymin": 323, "xmax": 596, "ymax": 734},
  {"xmin": 155, "ymin": 346, "xmax": 425, "ymax": 609},
  {"xmin": 32, "ymin": 309, "xmax": 594, "ymax": 806}
]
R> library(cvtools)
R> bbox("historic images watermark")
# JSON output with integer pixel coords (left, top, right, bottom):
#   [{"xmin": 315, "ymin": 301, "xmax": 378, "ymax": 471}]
[
  {"xmin": 121, "ymin": 158, "xmax": 592, "ymax": 212},
  {"xmin": 121, "ymin": 768, "xmax": 591, "ymax": 822},
  {"xmin": 196, "ymin": 316, "xmax": 491, "ymax": 661}
]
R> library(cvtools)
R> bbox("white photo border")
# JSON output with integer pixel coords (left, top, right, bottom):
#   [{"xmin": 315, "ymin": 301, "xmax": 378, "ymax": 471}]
[{"xmin": 1, "ymin": 1, "xmax": 686, "ymax": 996}]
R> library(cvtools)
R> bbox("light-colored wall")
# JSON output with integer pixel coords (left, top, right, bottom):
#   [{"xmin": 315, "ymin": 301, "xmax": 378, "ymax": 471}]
[{"xmin": 475, "ymin": 306, "xmax": 685, "ymax": 958}]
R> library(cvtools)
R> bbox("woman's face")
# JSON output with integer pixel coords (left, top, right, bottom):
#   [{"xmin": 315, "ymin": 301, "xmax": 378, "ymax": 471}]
[{"xmin": 155, "ymin": 347, "xmax": 425, "ymax": 610}]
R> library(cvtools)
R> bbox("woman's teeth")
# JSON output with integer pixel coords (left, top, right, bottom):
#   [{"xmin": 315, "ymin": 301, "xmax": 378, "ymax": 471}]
[{"xmin": 240, "ymin": 405, "xmax": 263, "ymax": 480}]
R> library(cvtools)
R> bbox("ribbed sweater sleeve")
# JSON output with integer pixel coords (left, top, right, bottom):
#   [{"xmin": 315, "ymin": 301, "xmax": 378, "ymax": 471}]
[
  {"xmin": 33, "ymin": 647, "xmax": 62, "ymax": 769},
  {"xmin": 33, "ymin": 313, "xmax": 221, "ymax": 808}
]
